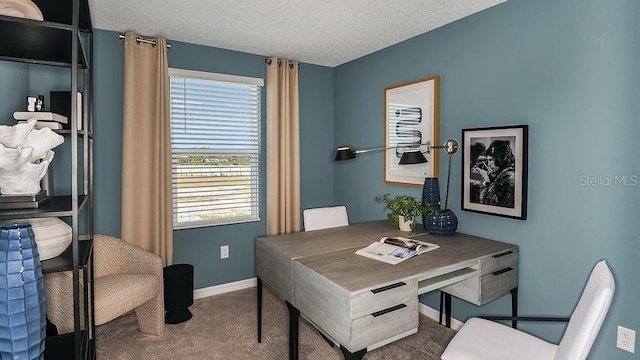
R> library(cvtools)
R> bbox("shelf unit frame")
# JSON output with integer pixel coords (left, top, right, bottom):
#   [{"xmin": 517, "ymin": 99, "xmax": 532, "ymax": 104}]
[{"xmin": 0, "ymin": 0, "xmax": 95, "ymax": 358}]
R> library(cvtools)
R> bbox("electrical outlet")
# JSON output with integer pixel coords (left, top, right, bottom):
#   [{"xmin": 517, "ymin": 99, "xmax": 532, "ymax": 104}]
[
  {"xmin": 617, "ymin": 326, "xmax": 635, "ymax": 353},
  {"xmin": 220, "ymin": 245, "xmax": 229, "ymax": 259}
]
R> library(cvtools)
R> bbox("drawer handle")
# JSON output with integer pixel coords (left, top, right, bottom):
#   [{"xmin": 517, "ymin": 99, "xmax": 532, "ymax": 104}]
[
  {"xmin": 492, "ymin": 251, "xmax": 514, "ymax": 258},
  {"xmin": 371, "ymin": 304, "xmax": 407, "ymax": 317},
  {"xmin": 371, "ymin": 282, "xmax": 406, "ymax": 294},
  {"xmin": 492, "ymin": 267, "xmax": 514, "ymax": 276}
]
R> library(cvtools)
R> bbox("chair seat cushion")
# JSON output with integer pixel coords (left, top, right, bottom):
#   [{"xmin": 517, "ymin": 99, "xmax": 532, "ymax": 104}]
[
  {"xmin": 441, "ymin": 318, "xmax": 558, "ymax": 360},
  {"xmin": 94, "ymin": 273, "xmax": 162, "ymax": 326}
]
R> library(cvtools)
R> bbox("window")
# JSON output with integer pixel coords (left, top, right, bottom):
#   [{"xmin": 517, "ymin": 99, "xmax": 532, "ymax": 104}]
[{"xmin": 169, "ymin": 68, "xmax": 263, "ymax": 229}]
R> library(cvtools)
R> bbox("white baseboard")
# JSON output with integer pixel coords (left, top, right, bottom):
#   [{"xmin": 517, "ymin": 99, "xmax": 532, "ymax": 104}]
[
  {"xmin": 193, "ymin": 277, "xmax": 256, "ymax": 299},
  {"xmin": 418, "ymin": 302, "xmax": 464, "ymax": 330},
  {"xmin": 194, "ymin": 277, "xmax": 464, "ymax": 330}
]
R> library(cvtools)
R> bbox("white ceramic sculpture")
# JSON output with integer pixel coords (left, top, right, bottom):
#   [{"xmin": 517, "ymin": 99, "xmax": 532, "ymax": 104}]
[{"xmin": 0, "ymin": 119, "xmax": 64, "ymax": 195}]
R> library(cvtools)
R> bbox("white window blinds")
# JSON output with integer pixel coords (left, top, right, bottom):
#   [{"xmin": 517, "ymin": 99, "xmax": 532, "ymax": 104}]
[{"xmin": 169, "ymin": 69, "xmax": 263, "ymax": 229}]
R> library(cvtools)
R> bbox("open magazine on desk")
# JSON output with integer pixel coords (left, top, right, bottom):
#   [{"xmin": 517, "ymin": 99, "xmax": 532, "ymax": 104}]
[{"xmin": 355, "ymin": 237, "xmax": 439, "ymax": 265}]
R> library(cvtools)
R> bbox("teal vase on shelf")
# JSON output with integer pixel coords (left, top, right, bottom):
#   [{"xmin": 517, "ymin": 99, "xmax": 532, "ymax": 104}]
[{"xmin": 0, "ymin": 223, "xmax": 47, "ymax": 360}]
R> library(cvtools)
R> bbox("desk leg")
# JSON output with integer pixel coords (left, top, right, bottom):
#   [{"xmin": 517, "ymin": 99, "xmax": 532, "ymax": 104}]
[
  {"xmin": 257, "ymin": 277, "xmax": 263, "ymax": 343},
  {"xmin": 438, "ymin": 291, "xmax": 444, "ymax": 324},
  {"xmin": 511, "ymin": 287, "xmax": 519, "ymax": 329},
  {"xmin": 286, "ymin": 301, "xmax": 300, "ymax": 360},
  {"xmin": 340, "ymin": 346, "xmax": 367, "ymax": 360},
  {"xmin": 444, "ymin": 292, "xmax": 452, "ymax": 328}
]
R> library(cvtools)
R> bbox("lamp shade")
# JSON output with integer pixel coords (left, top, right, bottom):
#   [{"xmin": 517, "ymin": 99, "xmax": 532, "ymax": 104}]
[
  {"xmin": 334, "ymin": 147, "xmax": 356, "ymax": 161},
  {"xmin": 399, "ymin": 150, "xmax": 427, "ymax": 165}
]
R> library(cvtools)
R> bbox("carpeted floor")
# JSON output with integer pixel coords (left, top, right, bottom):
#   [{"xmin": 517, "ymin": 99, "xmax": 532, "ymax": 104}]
[{"xmin": 96, "ymin": 286, "xmax": 456, "ymax": 359}]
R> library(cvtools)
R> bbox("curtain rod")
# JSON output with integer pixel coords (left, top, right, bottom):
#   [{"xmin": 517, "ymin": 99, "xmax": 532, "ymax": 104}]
[
  {"xmin": 265, "ymin": 58, "xmax": 300, "ymax": 69},
  {"xmin": 118, "ymin": 34, "xmax": 172, "ymax": 48}
]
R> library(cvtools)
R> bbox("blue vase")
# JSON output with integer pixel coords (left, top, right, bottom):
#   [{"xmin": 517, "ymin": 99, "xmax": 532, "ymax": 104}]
[
  {"xmin": 0, "ymin": 223, "xmax": 46, "ymax": 360},
  {"xmin": 424, "ymin": 209, "xmax": 458, "ymax": 236},
  {"xmin": 421, "ymin": 177, "xmax": 441, "ymax": 210},
  {"xmin": 422, "ymin": 177, "xmax": 441, "ymax": 230}
]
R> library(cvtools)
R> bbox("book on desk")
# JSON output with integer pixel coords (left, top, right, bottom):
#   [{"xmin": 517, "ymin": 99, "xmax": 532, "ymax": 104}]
[{"xmin": 355, "ymin": 237, "xmax": 439, "ymax": 265}]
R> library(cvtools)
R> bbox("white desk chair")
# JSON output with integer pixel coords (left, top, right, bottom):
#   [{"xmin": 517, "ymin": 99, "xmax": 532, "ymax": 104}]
[
  {"xmin": 303, "ymin": 206, "xmax": 349, "ymax": 231},
  {"xmin": 441, "ymin": 260, "xmax": 615, "ymax": 360}
]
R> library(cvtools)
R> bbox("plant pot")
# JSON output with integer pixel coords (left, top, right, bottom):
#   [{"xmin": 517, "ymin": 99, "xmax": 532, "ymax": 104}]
[
  {"xmin": 398, "ymin": 215, "xmax": 413, "ymax": 232},
  {"xmin": 424, "ymin": 209, "xmax": 458, "ymax": 236}
]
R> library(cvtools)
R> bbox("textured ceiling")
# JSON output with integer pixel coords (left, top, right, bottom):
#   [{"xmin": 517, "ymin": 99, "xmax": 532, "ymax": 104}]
[{"xmin": 89, "ymin": 0, "xmax": 506, "ymax": 67}]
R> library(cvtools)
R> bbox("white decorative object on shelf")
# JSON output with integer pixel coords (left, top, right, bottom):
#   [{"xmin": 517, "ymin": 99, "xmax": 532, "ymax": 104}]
[
  {"xmin": 0, "ymin": 218, "xmax": 72, "ymax": 260},
  {"xmin": 13, "ymin": 111, "xmax": 68, "ymax": 124},
  {"xmin": 0, "ymin": 0, "xmax": 43, "ymax": 20},
  {"xmin": 0, "ymin": 119, "xmax": 63, "ymax": 195}
]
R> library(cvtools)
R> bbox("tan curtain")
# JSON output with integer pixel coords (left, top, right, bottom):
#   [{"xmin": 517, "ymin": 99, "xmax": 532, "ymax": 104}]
[
  {"xmin": 266, "ymin": 57, "xmax": 300, "ymax": 235},
  {"xmin": 121, "ymin": 31, "xmax": 173, "ymax": 265}
]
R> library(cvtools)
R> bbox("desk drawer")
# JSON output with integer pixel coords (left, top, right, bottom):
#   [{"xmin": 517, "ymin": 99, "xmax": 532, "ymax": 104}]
[
  {"xmin": 441, "ymin": 265, "xmax": 518, "ymax": 306},
  {"xmin": 350, "ymin": 299, "xmax": 418, "ymax": 351},
  {"xmin": 480, "ymin": 265, "xmax": 519, "ymax": 303},
  {"xmin": 479, "ymin": 248, "xmax": 519, "ymax": 275},
  {"xmin": 351, "ymin": 279, "xmax": 417, "ymax": 319}
]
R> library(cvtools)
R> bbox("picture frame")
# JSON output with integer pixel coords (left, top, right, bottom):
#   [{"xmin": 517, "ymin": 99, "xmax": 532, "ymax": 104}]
[
  {"xmin": 461, "ymin": 125, "xmax": 528, "ymax": 219},
  {"xmin": 384, "ymin": 76, "xmax": 439, "ymax": 186}
]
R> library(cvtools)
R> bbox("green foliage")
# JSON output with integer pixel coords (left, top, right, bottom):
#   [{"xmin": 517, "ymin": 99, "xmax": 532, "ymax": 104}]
[
  {"xmin": 375, "ymin": 194, "xmax": 434, "ymax": 232},
  {"xmin": 178, "ymin": 155, "xmax": 251, "ymax": 166},
  {"xmin": 186, "ymin": 156, "xmax": 207, "ymax": 164}
]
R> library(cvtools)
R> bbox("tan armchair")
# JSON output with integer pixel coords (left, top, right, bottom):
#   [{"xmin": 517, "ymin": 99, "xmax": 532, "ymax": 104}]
[{"xmin": 44, "ymin": 234, "xmax": 165, "ymax": 335}]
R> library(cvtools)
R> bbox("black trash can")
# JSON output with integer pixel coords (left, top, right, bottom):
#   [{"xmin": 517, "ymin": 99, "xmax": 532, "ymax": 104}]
[{"xmin": 163, "ymin": 264, "xmax": 194, "ymax": 324}]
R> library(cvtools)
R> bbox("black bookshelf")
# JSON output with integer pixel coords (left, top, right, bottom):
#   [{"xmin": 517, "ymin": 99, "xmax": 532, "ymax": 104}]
[
  {"xmin": 42, "ymin": 239, "xmax": 93, "ymax": 274},
  {"xmin": 0, "ymin": 1, "xmax": 95, "ymax": 358},
  {"xmin": 0, "ymin": 18, "xmax": 87, "ymax": 67}
]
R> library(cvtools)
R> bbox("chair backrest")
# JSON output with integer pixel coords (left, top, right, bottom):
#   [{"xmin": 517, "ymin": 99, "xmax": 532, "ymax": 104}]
[
  {"xmin": 303, "ymin": 206, "xmax": 349, "ymax": 231},
  {"xmin": 555, "ymin": 260, "xmax": 615, "ymax": 360}
]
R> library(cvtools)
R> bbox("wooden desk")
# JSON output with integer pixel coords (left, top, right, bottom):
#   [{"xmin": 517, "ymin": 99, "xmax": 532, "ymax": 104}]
[{"xmin": 256, "ymin": 220, "xmax": 519, "ymax": 360}]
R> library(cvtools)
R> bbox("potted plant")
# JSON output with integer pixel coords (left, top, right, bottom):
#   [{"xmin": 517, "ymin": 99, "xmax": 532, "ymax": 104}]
[{"xmin": 375, "ymin": 194, "xmax": 434, "ymax": 232}]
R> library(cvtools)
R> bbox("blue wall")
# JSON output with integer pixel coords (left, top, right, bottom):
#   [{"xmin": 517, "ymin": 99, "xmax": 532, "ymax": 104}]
[
  {"xmin": 92, "ymin": 29, "xmax": 335, "ymax": 288},
  {"xmin": 334, "ymin": 0, "xmax": 639, "ymax": 358},
  {"xmin": 0, "ymin": 62, "xmax": 29, "ymax": 123}
]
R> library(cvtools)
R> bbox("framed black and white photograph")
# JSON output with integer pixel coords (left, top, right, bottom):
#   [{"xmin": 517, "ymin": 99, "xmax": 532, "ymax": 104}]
[
  {"xmin": 461, "ymin": 125, "xmax": 528, "ymax": 219},
  {"xmin": 384, "ymin": 76, "xmax": 439, "ymax": 186}
]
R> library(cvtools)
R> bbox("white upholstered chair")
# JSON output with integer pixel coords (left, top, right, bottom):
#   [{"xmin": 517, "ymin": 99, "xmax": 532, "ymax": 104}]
[
  {"xmin": 441, "ymin": 260, "xmax": 615, "ymax": 360},
  {"xmin": 303, "ymin": 205, "xmax": 349, "ymax": 231},
  {"xmin": 44, "ymin": 234, "xmax": 165, "ymax": 335}
]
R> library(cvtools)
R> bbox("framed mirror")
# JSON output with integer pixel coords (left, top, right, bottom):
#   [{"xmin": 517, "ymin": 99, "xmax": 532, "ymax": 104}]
[{"xmin": 384, "ymin": 76, "xmax": 439, "ymax": 186}]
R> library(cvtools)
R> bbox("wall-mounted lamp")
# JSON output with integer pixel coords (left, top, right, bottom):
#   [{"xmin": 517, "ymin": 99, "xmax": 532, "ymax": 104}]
[
  {"xmin": 333, "ymin": 145, "xmax": 403, "ymax": 161},
  {"xmin": 334, "ymin": 139, "xmax": 459, "ymax": 236},
  {"xmin": 397, "ymin": 139, "xmax": 458, "ymax": 209},
  {"xmin": 335, "ymin": 140, "xmax": 457, "ymax": 163},
  {"xmin": 395, "ymin": 140, "xmax": 458, "ymax": 209},
  {"xmin": 397, "ymin": 140, "xmax": 459, "ymax": 236}
]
